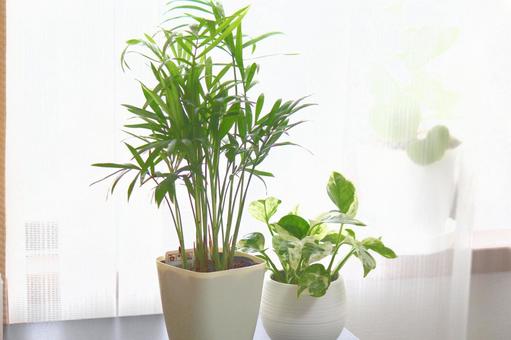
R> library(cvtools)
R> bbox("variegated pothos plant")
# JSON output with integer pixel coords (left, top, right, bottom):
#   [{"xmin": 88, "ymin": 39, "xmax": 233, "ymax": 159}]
[{"xmin": 238, "ymin": 172, "xmax": 397, "ymax": 297}]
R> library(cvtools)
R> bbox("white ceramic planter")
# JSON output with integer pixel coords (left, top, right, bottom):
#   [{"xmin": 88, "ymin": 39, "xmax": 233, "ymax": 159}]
[
  {"xmin": 156, "ymin": 252, "xmax": 266, "ymax": 340},
  {"xmin": 356, "ymin": 146, "xmax": 458, "ymax": 253},
  {"xmin": 261, "ymin": 273, "xmax": 347, "ymax": 340}
]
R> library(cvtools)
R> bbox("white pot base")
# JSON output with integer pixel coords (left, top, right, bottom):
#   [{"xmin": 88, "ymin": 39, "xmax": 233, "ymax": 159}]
[{"xmin": 261, "ymin": 273, "xmax": 347, "ymax": 340}]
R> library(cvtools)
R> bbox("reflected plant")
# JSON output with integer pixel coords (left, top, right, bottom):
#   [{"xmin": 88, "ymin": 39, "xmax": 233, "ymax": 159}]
[
  {"xmin": 370, "ymin": 26, "xmax": 461, "ymax": 165},
  {"xmin": 92, "ymin": 0, "xmax": 311, "ymax": 272},
  {"xmin": 237, "ymin": 172, "xmax": 396, "ymax": 297}
]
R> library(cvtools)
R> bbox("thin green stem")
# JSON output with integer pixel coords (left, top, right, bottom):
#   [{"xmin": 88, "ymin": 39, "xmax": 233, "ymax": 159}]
[
  {"xmin": 332, "ymin": 249, "xmax": 355, "ymax": 279},
  {"xmin": 150, "ymin": 176, "xmax": 187, "ymax": 269},
  {"xmin": 260, "ymin": 250, "xmax": 283, "ymax": 281},
  {"xmin": 326, "ymin": 224, "xmax": 345, "ymax": 274}
]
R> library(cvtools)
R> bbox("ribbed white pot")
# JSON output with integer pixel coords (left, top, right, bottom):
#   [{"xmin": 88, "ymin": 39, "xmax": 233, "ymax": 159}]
[
  {"xmin": 261, "ymin": 272, "xmax": 347, "ymax": 340},
  {"xmin": 156, "ymin": 252, "xmax": 266, "ymax": 340}
]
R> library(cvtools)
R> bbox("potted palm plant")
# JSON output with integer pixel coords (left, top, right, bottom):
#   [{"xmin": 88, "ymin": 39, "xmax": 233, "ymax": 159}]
[
  {"xmin": 92, "ymin": 1, "xmax": 310, "ymax": 339},
  {"xmin": 238, "ymin": 172, "xmax": 396, "ymax": 340}
]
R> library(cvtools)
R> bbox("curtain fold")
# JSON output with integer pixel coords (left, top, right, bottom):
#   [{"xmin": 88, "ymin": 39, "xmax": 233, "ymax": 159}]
[
  {"xmin": 340, "ymin": 1, "xmax": 474, "ymax": 338},
  {"xmin": 1, "ymin": 0, "xmax": 7, "ymax": 325}
]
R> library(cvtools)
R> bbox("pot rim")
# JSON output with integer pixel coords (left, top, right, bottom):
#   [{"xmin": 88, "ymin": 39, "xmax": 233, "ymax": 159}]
[
  {"xmin": 264, "ymin": 271, "xmax": 344, "ymax": 289},
  {"xmin": 156, "ymin": 251, "xmax": 265, "ymax": 278}
]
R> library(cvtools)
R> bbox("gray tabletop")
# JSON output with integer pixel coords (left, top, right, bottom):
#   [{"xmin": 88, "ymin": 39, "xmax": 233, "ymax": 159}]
[{"xmin": 4, "ymin": 314, "xmax": 357, "ymax": 340}]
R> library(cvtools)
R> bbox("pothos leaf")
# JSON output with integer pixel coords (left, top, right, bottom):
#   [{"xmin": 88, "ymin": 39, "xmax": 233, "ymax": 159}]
[
  {"xmin": 277, "ymin": 214, "xmax": 310, "ymax": 239},
  {"xmin": 301, "ymin": 237, "xmax": 333, "ymax": 265},
  {"xmin": 248, "ymin": 197, "xmax": 281, "ymax": 224},
  {"xmin": 297, "ymin": 263, "xmax": 330, "ymax": 297},
  {"xmin": 272, "ymin": 233, "xmax": 302, "ymax": 270},
  {"xmin": 307, "ymin": 222, "xmax": 329, "ymax": 240},
  {"xmin": 321, "ymin": 232, "xmax": 345, "ymax": 244},
  {"xmin": 237, "ymin": 232, "xmax": 266, "ymax": 253},
  {"xmin": 355, "ymin": 246, "xmax": 376, "ymax": 277},
  {"xmin": 362, "ymin": 237, "xmax": 397, "ymax": 259},
  {"xmin": 326, "ymin": 172, "xmax": 357, "ymax": 217},
  {"xmin": 316, "ymin": 211, "xmax": 366, "ymax": 226},
  {"xmin": 344, "ymin": 236, "xmax": 377, "ymax": 277}
]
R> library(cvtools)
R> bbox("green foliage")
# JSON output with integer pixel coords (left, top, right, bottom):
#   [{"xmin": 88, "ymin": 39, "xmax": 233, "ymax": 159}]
[
  {"xmin": 237, "ymin": 232, "xmax": 266, "ymax": 253},
  {"xmin": 248, "ymin": 197, "xmax": 281, "ymax": 224},
  {"xmin": 92, "ymin": 0, "xmax": 310, "ymax": 272},
  {"xmin": 297, "ymin": 264, "xmax": 329, "ymax": 297},
  {"xmin": 277, "ymin": 215, "xmax": 310, "ymax": 240},
  {"xmin": 369, "ymin": 26, "xmax": 461, "ymax": 166},
  {"xmin": 238, "ymin": 171, "xmax": 397, "ymax": 297},
  {"xmin": 327, "ymin": 172, "xmax": 357, "ymax": 216},
  {"xmin": 406, "ymin": 125, "xmax": 453, "ymax": 165}
]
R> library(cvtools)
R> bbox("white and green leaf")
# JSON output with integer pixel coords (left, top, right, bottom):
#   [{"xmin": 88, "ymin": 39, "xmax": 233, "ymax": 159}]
[
  {"xmin": 237, "ymin": 232, "xmax": 266, "ymax": 254},
  {"xmin": 248, "ymin": 197, "xmax": 281, "ymax": 224},
  {"xmin": 297, "ymin": 263, "xmax": 330, "ymax": 297},
  {"xmin": 327, "ymin": 172, "xmax": 357, "ymax": 217}
]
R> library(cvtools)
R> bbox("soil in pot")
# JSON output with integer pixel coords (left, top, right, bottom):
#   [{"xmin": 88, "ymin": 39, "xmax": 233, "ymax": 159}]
[{"xmin": 164, "ymin": 251, "xmax": 257, "ymax": 272}]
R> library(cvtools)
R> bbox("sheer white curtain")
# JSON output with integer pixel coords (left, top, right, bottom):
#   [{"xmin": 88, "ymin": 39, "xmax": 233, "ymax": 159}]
[
  {"xmin": 7, "ymin": 0, "xmax": 509, "ymax": 339},
  {"xmin": 6, "ymin": 0, "xmax": 169, "ymax": 322},
  {"xmin": 337, "ymin": 1, "xmax": 475, "ymax": 339}
]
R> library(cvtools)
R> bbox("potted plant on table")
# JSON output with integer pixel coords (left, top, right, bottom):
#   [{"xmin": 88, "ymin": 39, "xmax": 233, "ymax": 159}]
[
  {"xmin": 359, "ymin": 26, "xmax": 461, "ymax": 249},
  {"xmin": 92, "ymin": 1, "xmax": 310, "ymax": 339},
  {"xmin": 238, "ymin": 172, "xmax": 397, "ymax": 340}
]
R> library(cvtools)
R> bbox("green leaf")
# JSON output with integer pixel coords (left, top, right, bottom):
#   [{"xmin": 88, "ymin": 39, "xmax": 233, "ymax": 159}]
[
  {"xmin": 321, "ymin": 232, "xmax": 345, "ymax": 244},
  {"xmin": 142, "ymin": 148, "xmax": 163, "ymax": 174},
  {"xmin": 210, "ymin": 64, "xmax": 232, "ymax": 88},
  {"xmin": 155, "ymin": 175, "xmax": 177, "ymax": 207},
  {"xmin": 297, "ymin": 263, "xmax": 330, "ymax": 297},
  {"xmin": 237, "ymin": 232, "xmax": 265, "ymax": 253},
  {"xmin": 277, "ymin": 214, "xmax": 310, "ymax": 239},
  {"xmin": 301, "ymin": 237, "xmax": 333, "ymax": 264},
  {"xmin": 125, "ymin": 143, "xmax": 144, "ymax": 168},
  {"xmin": 197, "ymin": 6, "xmax": 249, "ymax": 58},
  {"xmin": 167, "ymin": 4, "xmax": 212, "ymax": 15},
  {"xmin": 255, "ymin": 94, "xmax": 265, "ymax": 121},
  {"xmin": 122, "ymin": 104, "xmax": 161, "ymax": 121},
  {"xmin": 406, "ymin": 125, "xmax": 451, "ymax": 165},
  {"xmin": 127, "ymin": 173, "xmax": 140, "ymax": 201},
  {"xmin": 362, "ymin": 237, "xmax": 397, "ymax": 259},
  {"xmin": 205, "ymin": 57, "xmax": 213, "ymax": 90},
  {"xmin": 356, "ymin": 247, "xmax": 376, "ymax": 277},
  {"xmin": 110, "ymin": 171, "xmax": 128, "ymax": 194},
  {"xmin": 245, "ymin": 169, "xmax": 274, "ymax": 178},
  {"xmin": 316, "ymin": 211, "xmax": 365, "ymax": 226},
  {"xmin": 126, "ymin": 39, "xmax": 142, "ymax": 45},
  {"xmin": 344, "ymin": 237, "xmax": 377, "ymax": 277},
  {"xmin": 248, "ymin": 197, "xmax": 281, "ymax": 224},
  {"xmin": 326, "ymin": 172, "xmax": 357, "ymax": 216},
  {"xmin": 218, "ymin": 115, "xmax": 237, "ymax": 138},
  {"xmin": 308, "ymin": 222, "xmax": 328, "ymax": 240},
  {"xmin": 345, "ymin": 228, "xmax": 356, "ymax": 239},
  {"xmin": 92, "ymin": 163, "xmax": 140, "ymax": 170},
  {"xmin": 144, "ymin": 33, "xmax": 157, "ymax": 44},
  {"xmin": 272, "ymin": 233, "xmax": 302, "ymax": 270},
  {"xmin": 234, "ymin": 23, "xmax": 244, "ymax": 73},
  {"xmin": 245, "ymin": 63, "xmax": 257, "ymax": 86},
  {"xmin": 242, "ymin": 32, "xmax": 283, "ymax": 50}
]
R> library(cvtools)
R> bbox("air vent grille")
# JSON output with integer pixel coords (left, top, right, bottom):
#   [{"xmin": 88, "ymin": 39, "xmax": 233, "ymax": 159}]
[
  {"xmin": 24, "ymin": 221, "xmax": 61, "ymax": 322},
  {"xmin": 26, "ymin": 273, "xmax": 61, "ymax": 321},
  {"xmin": 25, "ymin": 221, "xmax": 58, "ymax": 254}
]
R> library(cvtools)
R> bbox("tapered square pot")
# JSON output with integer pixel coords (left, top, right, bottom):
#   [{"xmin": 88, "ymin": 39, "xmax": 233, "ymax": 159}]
[{"xmin": 156, "ymin": 252, "xmax": 266, "ymax": 340}]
